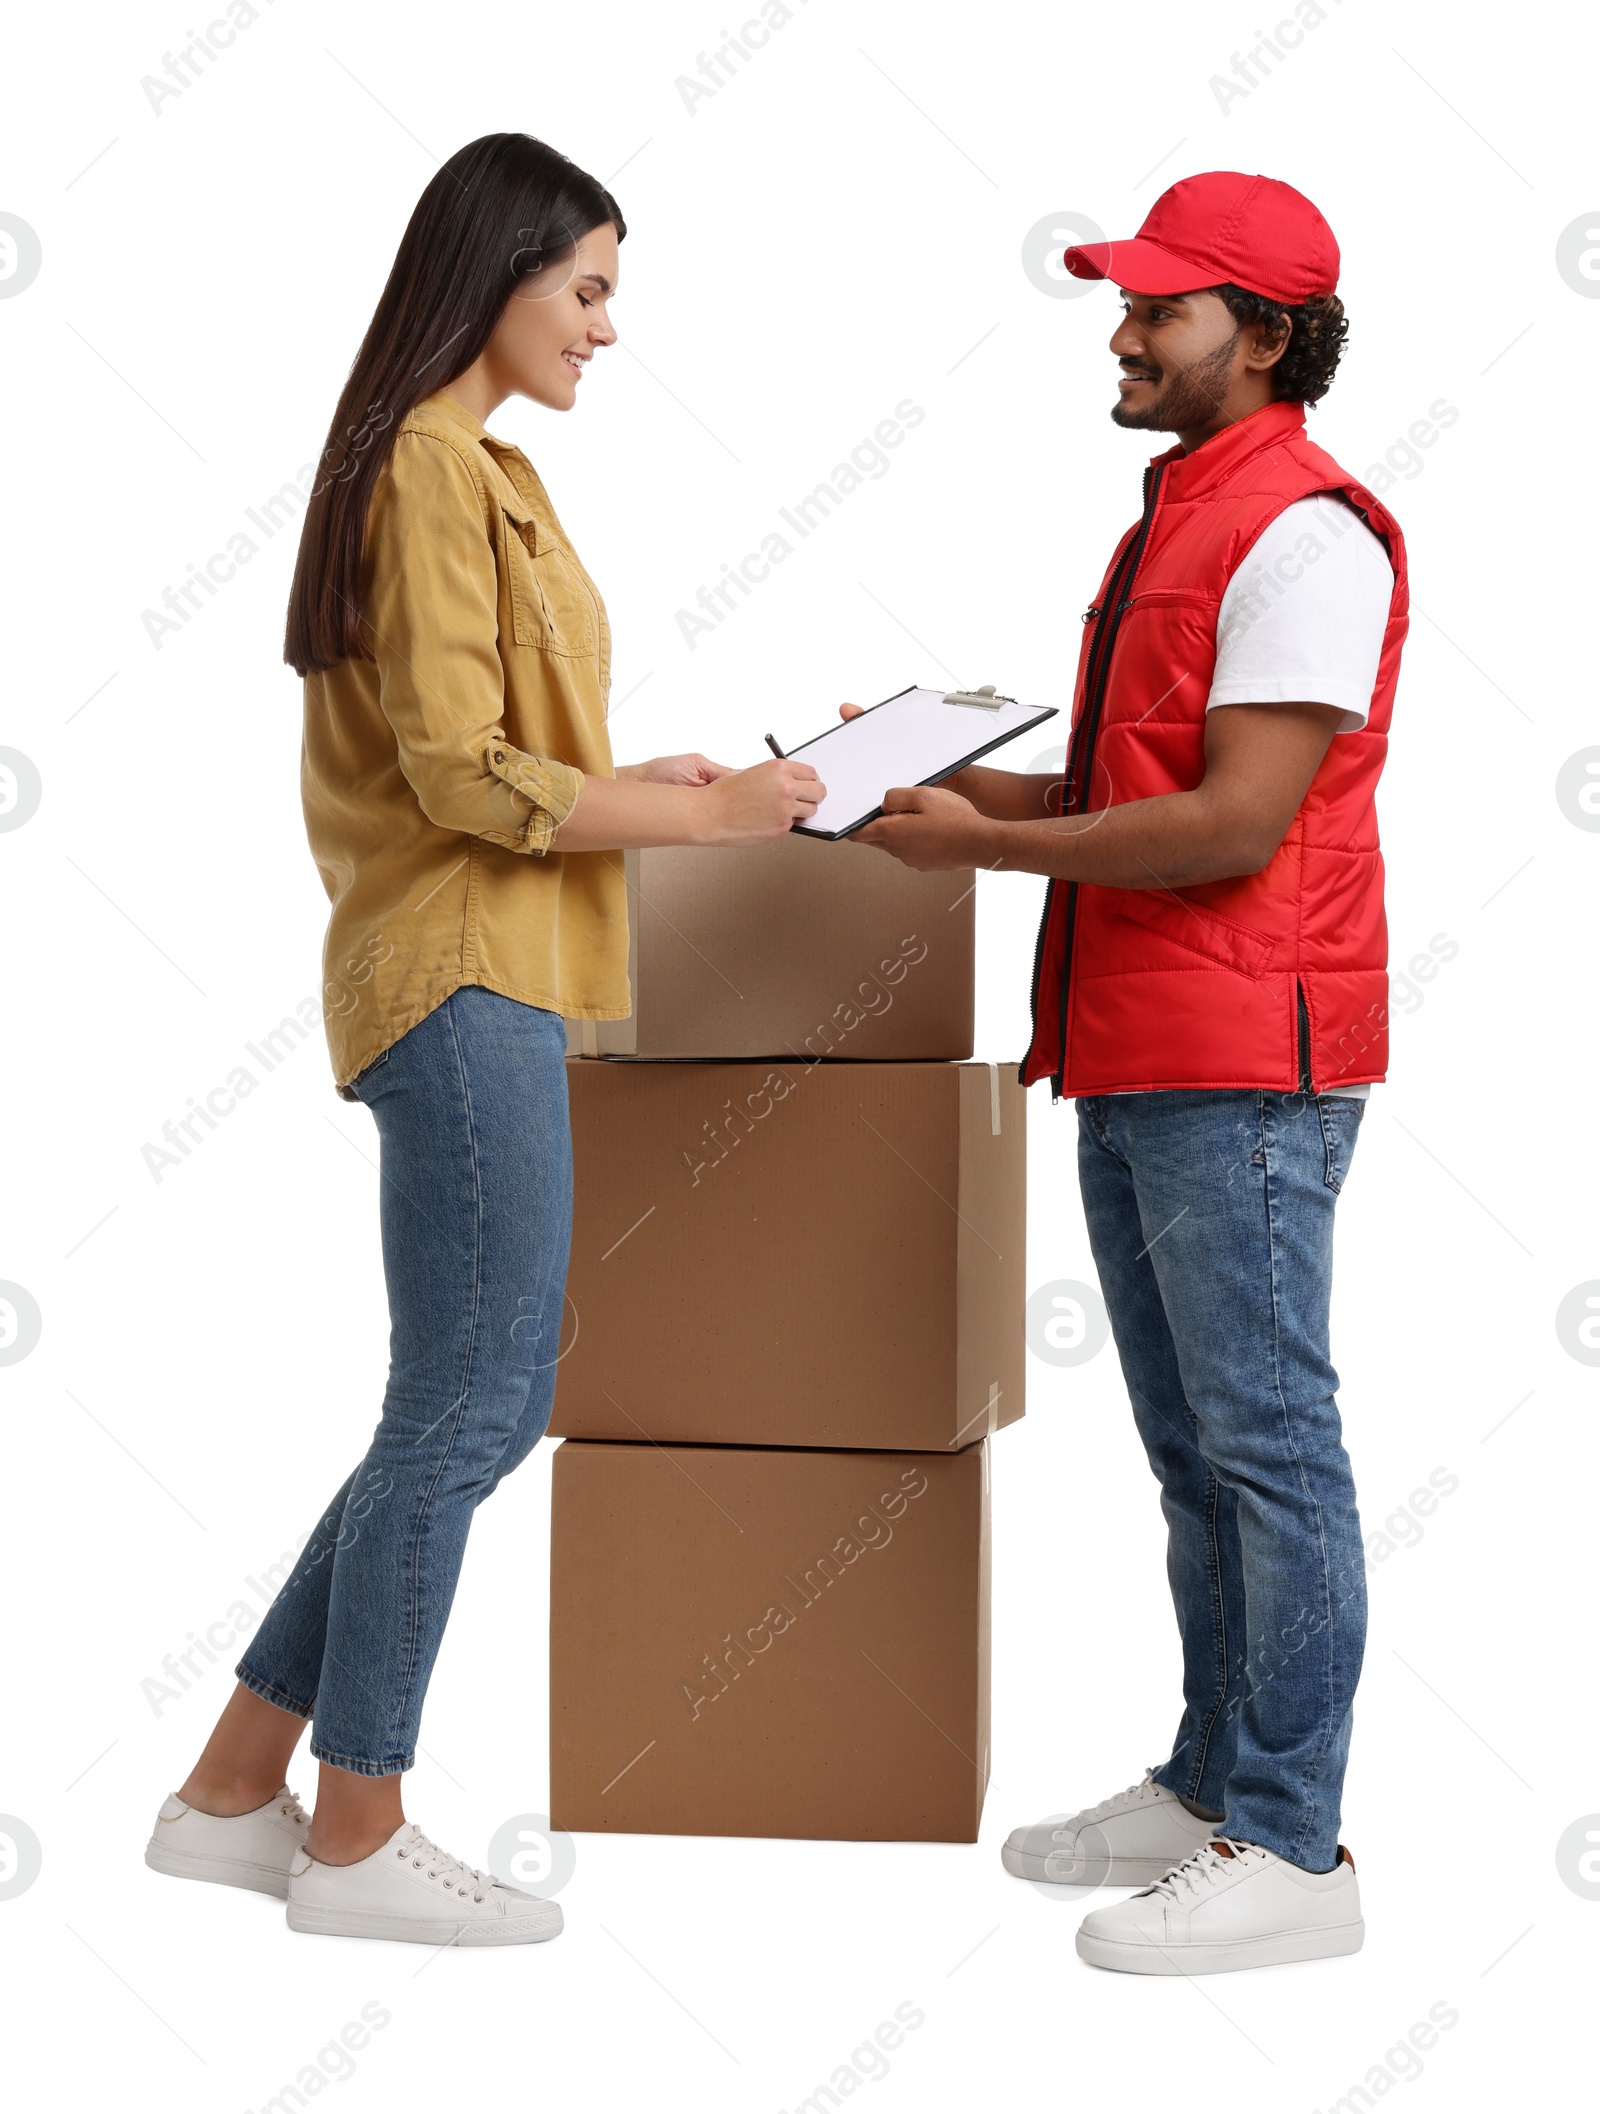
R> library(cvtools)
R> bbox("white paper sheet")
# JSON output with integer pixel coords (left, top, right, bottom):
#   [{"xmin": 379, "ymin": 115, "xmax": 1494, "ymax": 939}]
[{"xmin": 784, "ymin": 686, "xmax": 1057, "ymax": 838}]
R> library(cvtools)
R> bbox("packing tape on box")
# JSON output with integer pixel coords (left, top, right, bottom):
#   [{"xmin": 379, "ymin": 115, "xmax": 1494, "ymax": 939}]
[
  {"xmin": 949, "ymin": 1381, "xmax": 1002, "ymax": 1450},
  {"xmin": 988, "ymin": 1061, "xmax": 1000, "ymax": 1136}
]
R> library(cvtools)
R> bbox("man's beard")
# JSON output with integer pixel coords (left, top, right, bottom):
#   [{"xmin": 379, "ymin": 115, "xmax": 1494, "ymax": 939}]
[{"xmin": 1111, "ymin": 331, "xmax": 1239, "ymax": 431}]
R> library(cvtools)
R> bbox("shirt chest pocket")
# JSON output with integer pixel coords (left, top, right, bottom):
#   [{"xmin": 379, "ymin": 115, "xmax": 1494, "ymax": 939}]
[{"xmin": 498, "ymin": 499, "xmax": 596, "ymax": 659}]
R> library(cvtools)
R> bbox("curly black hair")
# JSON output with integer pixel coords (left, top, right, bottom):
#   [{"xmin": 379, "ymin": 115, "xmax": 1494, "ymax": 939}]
[{"xmin": 1213, "ymin": 285, "xmax": 1348, "ymax": 406}]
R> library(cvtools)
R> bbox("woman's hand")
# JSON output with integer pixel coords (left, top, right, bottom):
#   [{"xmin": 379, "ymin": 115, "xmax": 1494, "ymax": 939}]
[
  {"xmin": 617, "ymin": 753, "xmax": 732, "ymax": 787},
  {"xmin": 697, "ymin": 758, "xmax": 825, "ymax": 844},
  {"xmin": 550, "ymin": 756, "xmax": 822, "ymax": 852}
]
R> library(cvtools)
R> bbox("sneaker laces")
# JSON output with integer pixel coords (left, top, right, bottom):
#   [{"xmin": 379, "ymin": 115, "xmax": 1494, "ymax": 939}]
[
  {"xmin": 1054, "ymin": 1768, "xmax": 1159, "ymax": 1841},
  {"xmin": 1147, "ymin": 1838, "xmax": 1267, "ymax": 1901},
  {"xmin": 275, "ymin": 1788, "xmax": 310, "ymax": 1829},
  {"xmin": 401, "ymin": 1828, "xmax": 496, "ymax": 1901}
]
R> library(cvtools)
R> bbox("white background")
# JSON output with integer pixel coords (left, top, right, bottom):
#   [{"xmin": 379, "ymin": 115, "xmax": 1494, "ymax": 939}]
[{"xmin": 2, "ymin": 0, "xmax": 1596, "ymax": 2106}]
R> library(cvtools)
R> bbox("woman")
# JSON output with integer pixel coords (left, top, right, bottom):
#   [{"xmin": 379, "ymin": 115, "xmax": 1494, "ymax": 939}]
[{"xmin": 144, "ymin": 133, "xmax": 821, "ymax": 1947}]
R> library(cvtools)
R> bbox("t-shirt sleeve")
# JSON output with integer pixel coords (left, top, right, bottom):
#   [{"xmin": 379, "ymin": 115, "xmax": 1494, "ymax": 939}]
[{"xmin": 1207, "ymin": 495, "xmax": 1395, "ymax": 732}]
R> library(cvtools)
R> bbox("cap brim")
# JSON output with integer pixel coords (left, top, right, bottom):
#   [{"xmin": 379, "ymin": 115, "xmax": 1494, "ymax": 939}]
[{"xmin": 1062, "ymin": 236, "xmax": 1216, "ymax": 296}]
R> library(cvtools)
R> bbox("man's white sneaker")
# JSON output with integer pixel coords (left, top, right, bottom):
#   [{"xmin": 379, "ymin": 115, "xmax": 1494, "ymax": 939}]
[
  {"xmin": 145, "ymin": 1787, "xmax": 310, "ymax": 1899},
  {"xmin": 1002, "ymin": 1769, "xmax": 1216, "ymax": 1886},
  {"xmin": 1076, "ymin": 1838, "xmax": 1364, "ymax": 1975},
  {"xmin": 286, "ymin": 1822, "xmax": 562, "ymax": 1947}
]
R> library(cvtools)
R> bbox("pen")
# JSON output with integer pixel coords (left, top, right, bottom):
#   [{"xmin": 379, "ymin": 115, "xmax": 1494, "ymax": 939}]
[{"xmin": 764, "ymin": 733, "xmax": 786, "ymax": 759}]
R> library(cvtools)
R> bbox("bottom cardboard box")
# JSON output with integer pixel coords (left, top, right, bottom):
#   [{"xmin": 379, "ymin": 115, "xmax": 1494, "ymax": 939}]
[{"xmin": 550, "ymin": 1439, "xmax": 990, "ymax": 1842}]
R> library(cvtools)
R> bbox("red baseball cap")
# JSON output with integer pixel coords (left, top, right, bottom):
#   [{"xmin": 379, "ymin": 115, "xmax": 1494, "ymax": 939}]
[{"xmin": 1063, "ymin": 171, "xmax": 1339, "ymax": 304}]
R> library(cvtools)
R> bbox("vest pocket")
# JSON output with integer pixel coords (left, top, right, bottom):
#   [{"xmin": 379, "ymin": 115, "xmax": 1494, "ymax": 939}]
[
  {"xmin": 1101, "ymin": 886, "xmax": 1278, "ymax": 980},
  {"xmin": 499, "ymin": 503, "xmax": 596, "ymax": 657}
]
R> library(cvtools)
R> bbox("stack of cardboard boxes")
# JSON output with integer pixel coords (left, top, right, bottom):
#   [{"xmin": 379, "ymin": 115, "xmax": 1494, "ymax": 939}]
[{"xmin": 549, "ymin": 834, "xmax": 1025, "ymax": 1842}]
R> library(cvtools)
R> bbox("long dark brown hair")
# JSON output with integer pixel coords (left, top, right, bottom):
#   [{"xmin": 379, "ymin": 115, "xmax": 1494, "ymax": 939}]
[{"xmin": 285, "ymin": 133, "xmax": 625, "ymax": 676}]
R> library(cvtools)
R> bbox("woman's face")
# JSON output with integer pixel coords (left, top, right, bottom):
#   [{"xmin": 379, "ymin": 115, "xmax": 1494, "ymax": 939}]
[{"xmin": 489, "ymin": 220, "xmax": 619, "ymax": 412}]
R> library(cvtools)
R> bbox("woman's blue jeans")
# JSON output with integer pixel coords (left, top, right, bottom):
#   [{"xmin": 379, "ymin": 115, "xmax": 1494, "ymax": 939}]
[
  {"xmin": 237, "ymin": 988, "xmax": 572, "ymax": 1775},
  {"xmin": 1077, "ymin": 1087, "xmax": 1367, "ymax": 1871}
]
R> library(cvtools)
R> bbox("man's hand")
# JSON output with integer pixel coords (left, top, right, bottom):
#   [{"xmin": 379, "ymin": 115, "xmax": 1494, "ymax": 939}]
[
  {"xmin": 855, "ymin": 783, "xmax": 989, "ymax": 869},
  {"xmin": 617, "ymin": 753, "xmax": 732, "ymax": 787},
  {"xmin": 964, "ymin": 700, "xmax": 1345, "ymax": 888}
]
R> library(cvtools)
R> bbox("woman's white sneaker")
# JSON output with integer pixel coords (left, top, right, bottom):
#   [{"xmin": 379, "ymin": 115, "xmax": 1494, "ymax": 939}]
[
  {"xmin": 286, "ymin": 1821, "xmax": 562, "ymax": 1947},
  {"xmin": 1002, "ymin": 1769, "xmax": 1216, "ymax": 1886},
  {"xmin": 1076, "ymin": 1838, "xmax": 1364, "ymax": 1974},
  {"xmin": 145, "ymin": 1787, "xmax": 311, "ymax": 1899}
]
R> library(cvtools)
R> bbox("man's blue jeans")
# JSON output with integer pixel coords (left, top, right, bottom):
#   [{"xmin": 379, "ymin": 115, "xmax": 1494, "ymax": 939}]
[
  {"xmin": 237, "ymin": 988, "xmax": 572, "ymax": 1775},
  {"xmin": 1077, "ymin": 1086, "xmax": 1366, "ymax": 1871}
]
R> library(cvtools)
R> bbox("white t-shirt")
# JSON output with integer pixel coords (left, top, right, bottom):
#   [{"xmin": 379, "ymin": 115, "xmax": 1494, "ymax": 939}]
[
  {"xmin": 1168, "ymin": 496, "xmax": 1393, "ymax": 1100},
  {"xmin": 1209, "ymin": 495, "xmax": 1393, "ymax": 731}
]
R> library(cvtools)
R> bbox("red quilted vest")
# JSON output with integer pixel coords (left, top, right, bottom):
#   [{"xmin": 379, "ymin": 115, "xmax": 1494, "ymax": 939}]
[{"xmin": 1021, "ymin": 399, "xmax": 1407, "ymax": 1098}]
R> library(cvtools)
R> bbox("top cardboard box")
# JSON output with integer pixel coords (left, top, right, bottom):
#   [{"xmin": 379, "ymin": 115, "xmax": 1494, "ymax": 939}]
[{"xmin": 565, "ymin": 835, "xmax": 974, "ymax": 1061}]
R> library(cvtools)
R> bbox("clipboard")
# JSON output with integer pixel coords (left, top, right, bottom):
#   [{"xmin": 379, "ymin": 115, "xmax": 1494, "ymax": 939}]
[{"xmin": 778, "ymin": 685, "xmax": 1058, "ymax": 840}]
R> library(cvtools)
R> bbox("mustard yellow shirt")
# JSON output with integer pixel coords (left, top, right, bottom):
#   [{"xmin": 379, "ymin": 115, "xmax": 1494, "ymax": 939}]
[{"xmin": 302, "ymin": 390, "xmax": 630, "ymax": 1097}]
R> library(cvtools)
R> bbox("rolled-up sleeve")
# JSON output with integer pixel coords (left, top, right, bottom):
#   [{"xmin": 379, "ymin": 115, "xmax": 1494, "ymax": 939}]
[{"xmin": 362, "ymin": 430, "xmax": 582, "ymax": 853}]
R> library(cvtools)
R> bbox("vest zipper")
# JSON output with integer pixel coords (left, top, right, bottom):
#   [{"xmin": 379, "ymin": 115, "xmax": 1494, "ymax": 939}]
[
  {"xmin": 1296, "ymin": 979, "xmax": 1313, "ymax": 1095},
  {"xmin": 1024, "ymin": 462, "xmax": 1167, "ymax": 1098}
]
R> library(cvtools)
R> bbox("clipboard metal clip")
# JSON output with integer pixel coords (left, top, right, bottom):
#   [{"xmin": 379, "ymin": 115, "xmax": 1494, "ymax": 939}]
[{"xmin": 942, "ymin": 683, "xmax": 1014, "ymax": 711}]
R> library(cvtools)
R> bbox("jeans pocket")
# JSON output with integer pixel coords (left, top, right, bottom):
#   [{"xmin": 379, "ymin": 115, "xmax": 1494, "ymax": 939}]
[
  {"xmin": 1317, "ymin": 1095, "xmax": 1364, "ymax": 1192},
  {"xmin": 349, "ymin": 1045, "xmax": 392, "ymax": 1099}
]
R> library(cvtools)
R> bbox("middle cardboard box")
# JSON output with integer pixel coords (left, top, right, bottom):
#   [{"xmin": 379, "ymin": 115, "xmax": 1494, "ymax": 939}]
[{"xmin": 550, "ymin": 1056, "xmax": 1026, "ymax": 1453}]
